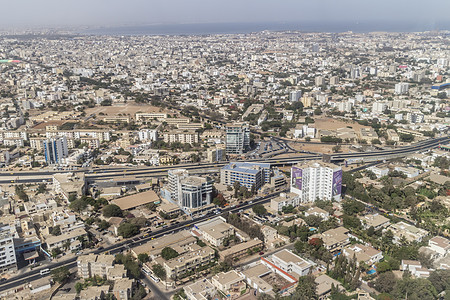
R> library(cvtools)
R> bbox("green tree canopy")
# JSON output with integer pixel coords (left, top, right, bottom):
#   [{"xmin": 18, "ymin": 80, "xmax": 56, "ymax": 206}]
[
  {"xmin": 252, "ymin": 204, "xmax": 267, "ymax": 216},
  {"xmin": 102, "ymin": 204, "xmax": 123, "ymax": 218},
  {"xmin": 161, "ymin": 247, "xmax": 179, "ymax": 260},
  {"xmin": 117, "ymin": 223, "xmax": 139, "ymax": 238}
]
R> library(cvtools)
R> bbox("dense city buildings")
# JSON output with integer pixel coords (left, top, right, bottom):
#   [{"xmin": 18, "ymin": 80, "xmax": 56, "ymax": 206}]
[{"xmin": 0, "ymin": 24, "xmax": 448, "ymax": 300}]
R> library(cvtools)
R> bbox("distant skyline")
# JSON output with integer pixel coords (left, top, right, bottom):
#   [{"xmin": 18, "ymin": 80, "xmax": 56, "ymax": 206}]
[{"xmin": 1, "ymin": 0, "xmax": 450, "ymax": 30}]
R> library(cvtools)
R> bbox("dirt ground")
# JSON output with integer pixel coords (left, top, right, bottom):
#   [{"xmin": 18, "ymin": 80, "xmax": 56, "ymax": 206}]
[
  {"xmin": 314, "ymin": 117, "xmax": 370, "ymax": 131},
  {"xmin": 276, "ymin": 143, "xmax": 352, "ymax": 155},
  {"xmin": 85, "ymin": 103, "xmax": 170, "ymax": 118}
]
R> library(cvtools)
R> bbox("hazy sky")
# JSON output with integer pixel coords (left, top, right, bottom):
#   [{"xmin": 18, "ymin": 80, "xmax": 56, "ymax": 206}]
[{"xmin": 2, "ymin": 0, "xmax": 449, "ymax": 28}]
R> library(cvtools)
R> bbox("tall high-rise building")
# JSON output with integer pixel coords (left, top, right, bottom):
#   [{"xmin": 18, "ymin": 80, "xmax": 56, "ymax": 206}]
[
  {"xmin": 167, "ymin": 169, "xmax": 212, "ymax": 209},
  {"xmin": 44, "ymin": 136, "xmax": 68, "ymax": 165},
  {"xmin": 315, "ymin": 76, "xmax": 324, "ymax": 87},
  {"xmin": 168, "ymin": 169, "xmax": 189, "ymax": 203},
  {"xmin": 226, "ymin": 123, "xmax": 250, "ymax": 155},
  {"xmin": 0, "ymin": 224, "xmax": 17, "ymax": 272},
  {"xmin": 290, "ymin": 161, "xmax": 342, "ymax": 202},
  {"xmin": 394, "ymin": 83, "xmax": 409, "ymax": 95},
  {"xmin": 329, "ymin": 76, "xmax": 339, "ymax": 85},
  {"xmin": 289, "ymin": 90, "xmax": 302, "ymax": 102},
  {"xmin": 180, "ymin": 176, "xmax": 213, "ymax": 208}
]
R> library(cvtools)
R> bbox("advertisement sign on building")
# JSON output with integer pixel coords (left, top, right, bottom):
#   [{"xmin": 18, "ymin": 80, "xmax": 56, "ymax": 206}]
[
  {"xmin": 332, "ymin": 170, "xmax": 342, "ymax": 196},
  {"xmin": 292, "ymin": 167, "xmax": 303, "ymax": 190}
]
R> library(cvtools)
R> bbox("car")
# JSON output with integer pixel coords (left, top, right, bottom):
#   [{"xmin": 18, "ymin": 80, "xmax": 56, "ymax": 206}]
[
  {"xmin": 259, "ymin": 252, "xmax": 264, "ymax": 255},
  {"xmin": 0, "ymin": 278, "xmax": 6, "ymax": 282},
  {"xmin": 98, "ymin": 246, "xmax": 104, "ymax": 250}
]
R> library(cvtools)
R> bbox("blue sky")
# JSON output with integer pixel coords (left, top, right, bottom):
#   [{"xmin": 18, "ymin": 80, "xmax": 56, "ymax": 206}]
[{"xmin": 2, "ymin": 0, "xmax": 449, "ymax": 27}]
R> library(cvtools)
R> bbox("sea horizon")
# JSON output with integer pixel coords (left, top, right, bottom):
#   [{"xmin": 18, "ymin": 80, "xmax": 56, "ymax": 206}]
[{"xmin": 80, "ymin": 21, "xmax": 450, "ymax": 36}]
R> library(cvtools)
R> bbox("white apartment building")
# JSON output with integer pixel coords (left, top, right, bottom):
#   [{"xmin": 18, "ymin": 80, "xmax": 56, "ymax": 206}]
[
  {"xmin": 290, "ymin": 161, "xmax": 342, "ymax": 202},
  {"xmin": 262, "ymin": 249, "xmax": 313, "ymax": 278},
  {"xmin": 138, "ymin": 129, "xmax": 158, "ymax": 142},
  {"xmin": 0, "ymin": 224, "xmax": 17, "ymax": 272},
  {"xmin": 395, "ymin": 82, "xmax": 409, "ymax": 95}
]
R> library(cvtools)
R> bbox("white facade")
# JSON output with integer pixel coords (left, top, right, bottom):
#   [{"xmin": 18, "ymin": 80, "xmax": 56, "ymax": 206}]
[
  {"xmin": 43, "ymin": 136, "xmax": 69, "ymax": 165},
  {"xmin": 138, "ymin": 129, "xmax": 158, "ymax": 142},
  {"xmin": 395, "ymin": 82, "xmax": 409, "ymax": 94},
  {"xmin": 290, "ymin": 162, "xmax": 342, "ymax": 202},
  {"xmin": 0, "ymin": 224, "xmax": 17, "ymax": 272}
]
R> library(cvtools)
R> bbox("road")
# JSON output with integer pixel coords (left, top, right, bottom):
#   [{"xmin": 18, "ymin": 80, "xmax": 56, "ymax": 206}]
[
  {"xmin": 1, "ymin": 136, "xmax": 448, "ymax": 184},
  {"xmin": 0, "ymin": 190, "xmax": 287, "ymax": 292}
]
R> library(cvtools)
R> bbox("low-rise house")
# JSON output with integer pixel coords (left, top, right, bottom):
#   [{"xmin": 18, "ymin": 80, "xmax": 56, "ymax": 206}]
[
  {"xmin": 428, "ymin": 236, "xmax": 450, "ymax": 257},
  {"xmin": 79, "ymin": 285, "xmax": 109, "ymax": 300},
  {"xmin": 211, "ymin": 270, "xmax": 246, "ymax": 296},
  {"xmin": 401, "ymin": 260, "xmax": 431, "ymax": 278},
  {"xmin": 310, "ymin": 227, "xmax": 350, "ymax": 253},
  {"xmin": 394, "ymin": 166, "xmax": 420, "ymax": 178},
  {"xmin": 315, "ymin": 274, "xmax": 344, "ymax": 300},
  {"xmin": 240, "ymin": 263, "xmax": 274, "ymax": 296},
  {"xmin": 112, "ymin": 278, "xmax": 134, "ymax": 300},
  {"xmin": 184, "ymin": 279, "xmax": 216, "ymax": 300},
  {"xmin": 262, "ymin": 249, "xmax": 313, "ymax": 278},
  {"xmin": 305, "ymin": 207, "xmax": 329, "ymax": 220},
  {"xmin": 343, "ymin": 244, "xmax": 383, "ymax": 266},
  {"xmin": 359, "ymin": 214, "xmax": 390, "ymax": 230},
  {"xmin": 386, "ymin": 222, "xmax": 428, "ymax": 244}
]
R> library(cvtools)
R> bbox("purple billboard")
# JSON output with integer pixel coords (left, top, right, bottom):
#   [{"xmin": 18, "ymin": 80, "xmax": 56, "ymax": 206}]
[
  {"xmin": 332, "ymin": 169, "xmax": 343, "ymax": 196},
  {"xmin": 292, "ymin": 167, "xmax": 303, "ymax": 190}
]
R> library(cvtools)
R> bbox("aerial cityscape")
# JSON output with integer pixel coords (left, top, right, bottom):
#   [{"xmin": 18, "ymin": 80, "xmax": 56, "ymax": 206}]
[{"xmin": 0, "ymin": 1, "xmax": 449, "ymax": 300}]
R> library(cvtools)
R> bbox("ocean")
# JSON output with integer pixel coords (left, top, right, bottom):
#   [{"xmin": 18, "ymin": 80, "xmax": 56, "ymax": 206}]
[{"xmin": 81, "ymin": 21, "xmax": 450, "ymax": 36}]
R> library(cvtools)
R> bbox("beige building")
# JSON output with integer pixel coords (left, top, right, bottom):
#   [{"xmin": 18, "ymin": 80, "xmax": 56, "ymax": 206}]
[
  {"xmin": 163, "ymin": 130, "xmax": 199, "ymax": 145},
  {"xmin": 220, "ymin": 239, "xmax": 264, "ymax": 261},
  {"xmin": 211, "ymin": 270, "xmax": 246, "ymax": 295},
  {"xmin": 112, "ymin": 278, "xmax": 134, "ymax": 300},
  {"xmin": 77, "ymin": 254, "xmax": 125, "ymax": 280},
  {"xmin": 45, "ymin": 227, "xmax": 86, "ymax": 251},
  {"xmin": 310, "ymin": 227, "xmax": 350, "ymax": 253},
  {"xmin": 155, "ymin": 244, "xmax": 216, "ymax": 279},
  {"xmin": 194, "ymin": 217, "xmax": 235, "ymax": 247},
  {"xmin": 184, "ymin": 279, "xmax": 216, "ymax": 300}
]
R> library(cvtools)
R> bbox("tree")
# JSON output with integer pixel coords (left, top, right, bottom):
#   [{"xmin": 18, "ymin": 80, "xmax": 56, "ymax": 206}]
[
  {"xmin": 332, "ymin": 145, "xmax": 342, "ymax": 153},
  {"xmin": 152, "ymin": 264, "xmax": 166, "ymax": 280},
  {"xmin": 51, "ymin": 247, "xmax": 62, "ymax": 259},
  {"xmin": 98, "ymin": 220, "xmax": 110, "ymax": 231},
  {"xmin": 117, "ymin": 223, "xmax": 139, "ymax": 238},
  {"xmin": 374, "ymin": 271, "xmax": 397, "ymax": 293},
  {"xmin": 252, "ymin": 204, "xmax": 267, "ymax": 216},
  {"xmin": 69, "ymin": 199, "xmax": 88, "ymax": 212},
  {"xmin": 138, "ymin": 253, "xmax": 149, "ymax": 263},
  {"xmin": 51, "ymin": 266, "xmax": 70, "ymax": 283},
  {"xmin": 342, "ymin": 199, "xmax": 365, "ymax": 216},
  {"xmin": 291, "ymin": 275, "xmax": 318, "ymax": 300},
  {"xmin": 37, "ymin": 183, "xmax": 46, "ymax": 194},
  {"xmin": 393, "ymin": 278, "xmax": 437, "ymax": 300},
  {"xmin": 102, "ymin": 204, "xmax": 123, "ymax": 218},
  {"xmin": 161, "ymin": 247, "xmax": 179, "ymax": 260},
  {"xmin": 75, "ymin": 282, "xmax": 83, "ymax": 293},
  {"xmin": 428, "ymin": 269, "xmax": 450, "ymax": 294},
  {"xmin": 233, "ymin": 181, "xmax": 241, "ymax": 198},
  {"xmin": 51, "ymin": 225, "xmax": 61, "ymax": 236}
]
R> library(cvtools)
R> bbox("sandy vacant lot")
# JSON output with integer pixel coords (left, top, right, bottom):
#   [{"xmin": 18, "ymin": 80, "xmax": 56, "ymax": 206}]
[
  {"xmin": 314, "ymin": 117, "xmax": 370, "ymax": 131},
  {"xmin": 85, "ymin": 103, "xmax": 169, "ymax": 118}
]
